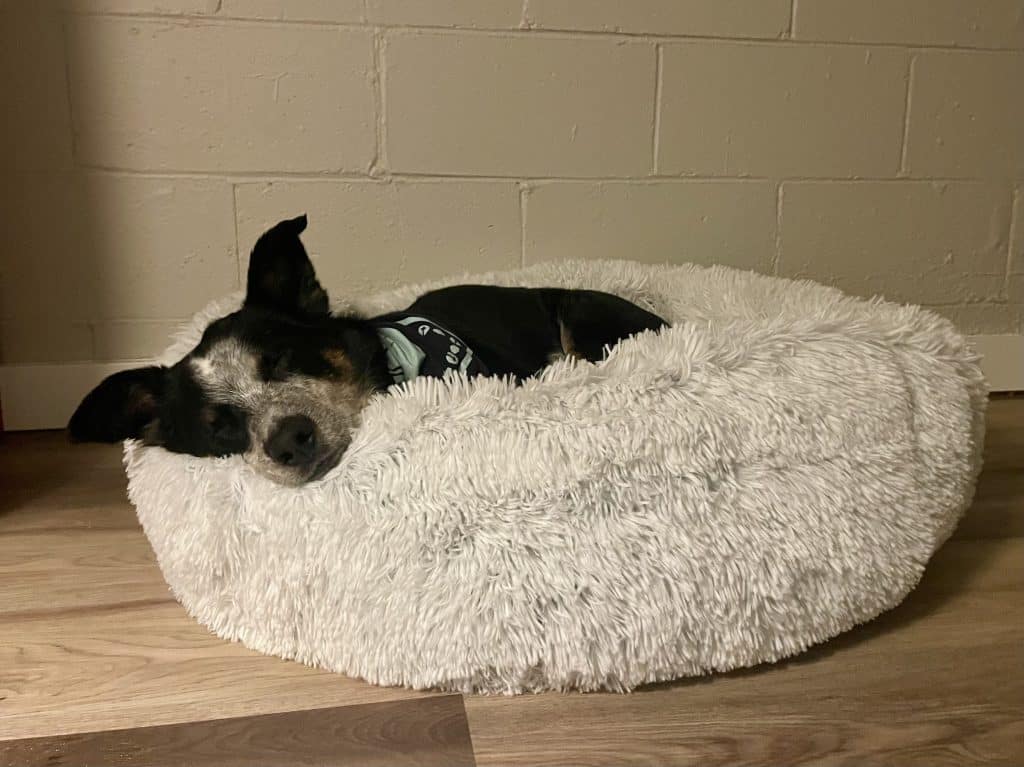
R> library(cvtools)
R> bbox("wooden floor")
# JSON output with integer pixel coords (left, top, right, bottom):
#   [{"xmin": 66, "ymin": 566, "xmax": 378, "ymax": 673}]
[{"xmin": 0, "ymin": 398, "xmax": 1021, "ymax": 766}]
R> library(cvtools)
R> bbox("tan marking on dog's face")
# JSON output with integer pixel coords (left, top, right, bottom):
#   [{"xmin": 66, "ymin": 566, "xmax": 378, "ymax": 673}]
[{"xmin": 322, "ymin": 348, "xmax": 353, "ymax": 375}]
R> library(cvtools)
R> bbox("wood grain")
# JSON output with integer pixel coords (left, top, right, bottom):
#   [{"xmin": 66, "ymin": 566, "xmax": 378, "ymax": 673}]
[
  {"xmin": 0, "ymin": 529, "xmax": 171, "ymax": 615},
  {"xmin": 0, "ymin": 697, "xmax": 475, "ymax": 767},
  {"xmin": 980, "ymin": 396, "xmax": 1024, "ymax": 472},
  {"xmin": 1, "ymin": 398, "xmax": 1022, "ymax": 766},
  {"xmin": 0, "ymin": 435, "xmax": 133, "ymax": 531},
  {"xmin": 954, "ymin": 470, "xmax": 1024, "ymax": 540},
  {"xmin": 0, "ymin": 601, "xmax": 444, "ymax": 740},
  {"xmin": 954, "ymin": 397, "xmax": 1024, "ymax": 541}
]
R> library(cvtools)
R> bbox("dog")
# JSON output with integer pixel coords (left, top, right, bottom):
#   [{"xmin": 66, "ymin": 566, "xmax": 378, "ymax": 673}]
[{"xmin": 69, "ymin": 215, "xmax": 666, "ymax": 485}]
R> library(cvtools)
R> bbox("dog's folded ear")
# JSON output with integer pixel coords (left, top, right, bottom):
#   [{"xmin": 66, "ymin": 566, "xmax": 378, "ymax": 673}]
[
  {"xmin": 68, "ymin": 366, "xmax": 166, "ymax": 443},
  {"xmin": 245, "ymin": 214, "xmax": 330, "ymax": 320}
]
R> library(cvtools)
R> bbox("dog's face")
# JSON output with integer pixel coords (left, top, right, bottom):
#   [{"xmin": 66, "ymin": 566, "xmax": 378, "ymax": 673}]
[{"xmin": 69, "ymin": 215, "xmax": 386, "ymax": 486}]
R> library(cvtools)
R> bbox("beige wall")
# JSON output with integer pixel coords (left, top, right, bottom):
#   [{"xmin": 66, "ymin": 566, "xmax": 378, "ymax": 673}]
[{"xmin": 2, "ymin": 0, "xmax": 1022, "ymax": 366}]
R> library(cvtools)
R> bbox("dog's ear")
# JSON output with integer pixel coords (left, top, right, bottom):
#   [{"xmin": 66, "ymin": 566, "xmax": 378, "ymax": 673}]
[
  {"xmin": 68, "ymin": 366, "xmax": 167, "ymax": 443},
  {"xmin": 244, "ymin": 214, "xmax": 329, "ymax": 319}
]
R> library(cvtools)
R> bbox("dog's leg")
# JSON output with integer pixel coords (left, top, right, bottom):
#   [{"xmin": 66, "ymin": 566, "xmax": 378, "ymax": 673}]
[{"xmin": 555, "ymin": 290, "xmax": 666, "ymax": 362}]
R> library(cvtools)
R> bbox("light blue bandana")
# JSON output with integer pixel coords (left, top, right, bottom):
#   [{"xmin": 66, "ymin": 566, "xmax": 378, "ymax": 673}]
[{"xmin": 373, "ymin": 314, "xmax": 488, "ymax": 385}]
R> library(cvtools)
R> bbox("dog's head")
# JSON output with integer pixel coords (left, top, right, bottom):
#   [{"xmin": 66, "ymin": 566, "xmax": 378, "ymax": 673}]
[{"xmin": 69, "ymin": 215, "xmax": 388, "ymax": 486}]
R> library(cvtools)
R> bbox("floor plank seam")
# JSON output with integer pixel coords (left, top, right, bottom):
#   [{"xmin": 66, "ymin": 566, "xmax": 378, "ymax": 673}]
[{"xmin": 1, "ymin": 596, "xmax": 176, "ymax": 622}]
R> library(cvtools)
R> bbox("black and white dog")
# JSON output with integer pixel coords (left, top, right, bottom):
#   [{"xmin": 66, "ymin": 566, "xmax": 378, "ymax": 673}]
[{"xmin": 70, "ymin": 215, "xmax": 666, "ymax": 485}]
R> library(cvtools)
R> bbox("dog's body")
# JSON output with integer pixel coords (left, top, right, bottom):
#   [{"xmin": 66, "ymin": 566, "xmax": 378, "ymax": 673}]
[
  {"xmin": 70, "ymin": 215, "xmax": 666, "ymax": 485},
  {"xmin": 397, "ymin": 283, "xmax": 665, "ymax": 379}
]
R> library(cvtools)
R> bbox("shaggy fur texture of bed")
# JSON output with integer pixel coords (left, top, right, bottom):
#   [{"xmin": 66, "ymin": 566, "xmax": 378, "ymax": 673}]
[{"xmin": 125, "ymin": 260, "xmax": 987, "ymax": 693}]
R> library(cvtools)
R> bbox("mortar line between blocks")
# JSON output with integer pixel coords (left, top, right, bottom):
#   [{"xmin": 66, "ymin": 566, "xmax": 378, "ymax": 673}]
[
  {"xmin": 924, "ymin": 300, "xmax": 1016, "ymax": 308},
  {"xmin": 66, "ymin": 11, "xmax": 1024, "ymax": 53},
  {"xmin": 84, "ymin": 316, "xmax": 191, "ymax": 325},
  {"xmin": 651, "ymin": 44, "xmax": 663, "ymax": 175},
  {"xmin": 898, "ymin": 54, "xmax": 917, "ymax": 177},
  {"xmin": 519, "ymin": 183, "xmax": 529, "ymax": 268},
  {"xmin": 59, "ymin": 13, "xmax": 79, "ymax": 163},
  {"xmin": 86, "ymin": 320, "xmax": 98, "ymax": 362},
  {"xmin": 519, "ymin": 0, "xmax": 531, "ymax": 29},
  {"xmin": 231, "ymin": 184, "xmax": 242, "ymax": 288},
  {"xmin": 1006, "ymin": 187, "xmax": 1020, "ymax": 299},
  {"xmin": 372, "ymin": 27, "xmax": 387, "ymax": 176},
  {"xmin": 772, "ymin": 183, "xmax": 785, "ymax": 275},
  {"xmin": 70, "ymin": 167, "xmax": 1006, "ymax": 185}
]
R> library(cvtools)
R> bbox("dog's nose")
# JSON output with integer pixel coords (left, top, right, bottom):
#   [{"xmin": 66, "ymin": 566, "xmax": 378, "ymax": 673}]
[{"xmin": 265, "ymin": 415, "xmax": 318, "ymax": 468}]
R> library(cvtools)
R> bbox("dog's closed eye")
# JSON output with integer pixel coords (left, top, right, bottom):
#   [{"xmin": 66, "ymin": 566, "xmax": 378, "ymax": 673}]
[
  {"xmin": 259, "ymin": 351, "xmax": 291, "ymax": 382},
  {"xmin": 204, "ymin": 404, "xmax": 249, "ymax": 454}
]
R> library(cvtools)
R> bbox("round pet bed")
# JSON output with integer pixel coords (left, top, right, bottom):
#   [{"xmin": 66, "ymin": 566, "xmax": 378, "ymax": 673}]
[{"xmin": 125, "ymin": 260, "xmax": 987, "ymax": 693}]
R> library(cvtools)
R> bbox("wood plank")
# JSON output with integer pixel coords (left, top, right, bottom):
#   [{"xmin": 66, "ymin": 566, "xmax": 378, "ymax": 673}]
[
  {"xmin": 467, "ymin": 703, "xmax": 1023, "ymax": 767},
  {"xmin": 0, "ymin": 497, "xmax": 139, "ymax": 535},
  {"xmin": 951, "ymin": 396, "xmax": 1024, "ymax": 540},
  {"xmin": 0, "ymin": 435, "xmax": 133, "ymax": 531},
  {"xmin": 0, "ymin": 466, "xmax": 129, "ymax": 519},
  {"xmin": 0, "ymin": 431, "xmax": 118, "ymax": 467},
  {"xmin": 471, "ymin": 703, "xmax": 1023, "ymax": 767},
  {"xmin": 953, "ymin": 469, "xmax": 1024, "ymax": 540},
  {"xmin": 982, "ymin": 396, "xmax": 1024, "ymax": 472},
  {"xmin": 0, "ymin": 697, "xmax": 475, "ymax": 767},
  {"xmin": 0, "ymin": 602, "xmax": 440, "ymax": 740},
  {"xmin": 921, "ymin": 536, "xmax": 1023, "ymax": 593},
  {"xmin": 0, "ymin": 529, "xmax": 171, "ymax": 615}
]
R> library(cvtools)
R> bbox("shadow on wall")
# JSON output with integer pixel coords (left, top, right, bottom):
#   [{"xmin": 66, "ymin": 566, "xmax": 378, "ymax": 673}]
[
  {"xmin": 0, "ymin": 2, "xmax": 230, "ymax": 369},
  {"xmin": 1, "ymin": 1, "xmax": 102, "ymax": 367}
]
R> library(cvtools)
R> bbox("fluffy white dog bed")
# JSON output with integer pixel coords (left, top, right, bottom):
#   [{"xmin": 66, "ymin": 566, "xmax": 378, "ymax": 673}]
[{"xmin": 125, "ymin": 260, "xmax": 986, "ymax": 693}]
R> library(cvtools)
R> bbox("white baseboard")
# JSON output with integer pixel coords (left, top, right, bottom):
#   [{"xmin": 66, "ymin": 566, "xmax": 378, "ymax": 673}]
[
  {"xmin": 970, "ymin": 334, "xmax": 1024, "ymax": 393},
  {"xmin": 2, "ymin": 334, "xmax": 1022, "ymax": 430}
]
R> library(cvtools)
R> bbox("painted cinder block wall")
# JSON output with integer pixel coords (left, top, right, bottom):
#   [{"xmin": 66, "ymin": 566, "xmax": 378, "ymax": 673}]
[{"xmin": 1, "ymin": 0, "xmax": 1022, "ymax": 369}]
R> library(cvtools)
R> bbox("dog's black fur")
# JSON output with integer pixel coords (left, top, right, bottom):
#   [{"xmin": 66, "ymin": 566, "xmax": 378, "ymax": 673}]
[{"xmin": 70, "ymin": 215, "xmax": 666, "ymax": 484}]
